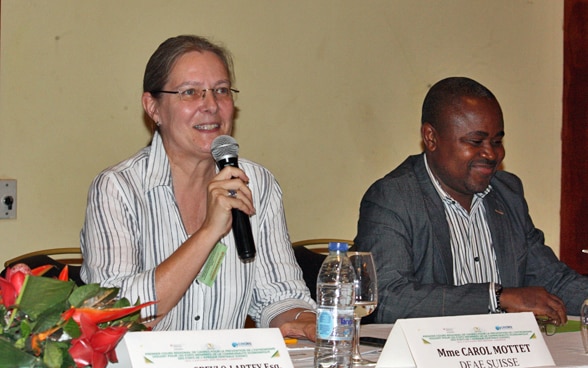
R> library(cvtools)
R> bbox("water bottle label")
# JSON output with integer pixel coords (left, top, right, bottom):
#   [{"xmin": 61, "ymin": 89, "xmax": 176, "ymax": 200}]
[{"xmin": 316, "ymin": 307, "xmax": 354, "ymax": 341}]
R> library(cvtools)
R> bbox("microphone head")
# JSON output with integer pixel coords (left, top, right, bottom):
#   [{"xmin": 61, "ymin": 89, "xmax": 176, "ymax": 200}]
[{"xmin": 211, "ymin": 135, "xmax": 239, "ymax": 161}]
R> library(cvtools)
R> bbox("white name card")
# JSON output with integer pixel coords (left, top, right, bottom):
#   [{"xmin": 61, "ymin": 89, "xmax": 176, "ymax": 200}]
[
  {"xmin": 108, "ymin": 328, "xmax": 294, "ymax": 368},
  {"xmin": 376, "ymin": 312, "xmax": 554, "ymax": 368}
]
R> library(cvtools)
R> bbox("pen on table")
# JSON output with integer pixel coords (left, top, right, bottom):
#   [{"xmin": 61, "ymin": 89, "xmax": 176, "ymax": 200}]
[{"xmin": 284, "ymin": 338, "xmax": 298, "ymax": 345}]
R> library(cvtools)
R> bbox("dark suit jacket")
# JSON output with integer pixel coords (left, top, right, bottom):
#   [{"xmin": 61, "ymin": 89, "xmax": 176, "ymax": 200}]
[{"xmin": 354, "ymin": 154, "xmax": 588, "ymax": 323}]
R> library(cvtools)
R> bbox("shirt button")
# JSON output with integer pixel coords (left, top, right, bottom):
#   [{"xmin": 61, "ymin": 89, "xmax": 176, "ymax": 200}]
[{"xmin": 194, "ymin": 315, "xmax": 201, "ymax": 321}]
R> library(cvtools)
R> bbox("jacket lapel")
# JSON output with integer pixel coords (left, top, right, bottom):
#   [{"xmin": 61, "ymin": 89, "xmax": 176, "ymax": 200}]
[
  {"xmin": 484, "ymin": 189, "xmax": 518, "ymax": 286},
  {"xmin": 414, "ymin": 155, "xmax": 454, "ymax": 284}
]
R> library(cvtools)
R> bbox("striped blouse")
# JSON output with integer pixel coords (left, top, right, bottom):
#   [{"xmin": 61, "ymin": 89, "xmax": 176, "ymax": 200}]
[{"xmin": 80, "ymin": 132, "xmax": 315, "ymax": 331}]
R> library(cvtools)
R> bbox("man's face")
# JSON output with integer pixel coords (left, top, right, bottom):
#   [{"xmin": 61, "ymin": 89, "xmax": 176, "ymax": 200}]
[{"xmin": 422, "ymin": 96, "xmax": 505, "ymax": 208}]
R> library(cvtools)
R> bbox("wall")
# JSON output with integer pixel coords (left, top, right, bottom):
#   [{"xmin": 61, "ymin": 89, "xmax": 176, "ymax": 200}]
[{"xmin": 0, "ymin": 0, "xmax": 563, "ymax": 263}]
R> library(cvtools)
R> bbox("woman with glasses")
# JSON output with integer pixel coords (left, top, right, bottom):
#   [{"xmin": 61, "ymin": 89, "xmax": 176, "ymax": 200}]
[{"xmin": 80, "ymin": 35, "xmax": 316, "ymax": 340}]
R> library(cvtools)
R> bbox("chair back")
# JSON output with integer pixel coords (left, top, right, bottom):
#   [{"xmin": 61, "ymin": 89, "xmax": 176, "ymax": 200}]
[
  {"xmin": 3, "ymin": 247, "xmax": 84, "ymax": 285},
  {"xmin": 292, "ymin": 238, "xmax": 354, "ymax": 255},
  {"xmin": 4, "ymin": 247, "xmax": 82, "ymax": 267}
]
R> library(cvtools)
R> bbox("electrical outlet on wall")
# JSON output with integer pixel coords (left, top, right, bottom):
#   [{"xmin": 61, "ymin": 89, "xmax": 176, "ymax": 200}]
[{"xmin": 0, "ymin": 179, "xmax": 17, "ymax": 219}]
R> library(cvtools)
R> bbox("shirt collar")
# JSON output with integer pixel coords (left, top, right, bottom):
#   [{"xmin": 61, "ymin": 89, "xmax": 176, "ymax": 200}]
[{"xmin": 145, "ymin": 131, "xmax": 173, "ymax": 192}]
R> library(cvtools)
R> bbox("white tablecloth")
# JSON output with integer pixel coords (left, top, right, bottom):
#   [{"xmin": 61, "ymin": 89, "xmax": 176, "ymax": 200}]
[
  {"xmin": 542, "ymin": 328, "xmax": 588, "ymax": 367},
  {"xmin": 288, "ymin": 323, "xmax": 588, "ymax": 368}
]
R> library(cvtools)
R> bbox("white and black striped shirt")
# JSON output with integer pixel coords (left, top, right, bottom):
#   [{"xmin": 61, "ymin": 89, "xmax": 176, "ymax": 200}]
[
  {"xmin": 80, "ymin": 132, "xmax": 315, "ymax": 330},
  {"xmin": 424, "ymin": 155, "xmax": 502, "ymax": 312}
]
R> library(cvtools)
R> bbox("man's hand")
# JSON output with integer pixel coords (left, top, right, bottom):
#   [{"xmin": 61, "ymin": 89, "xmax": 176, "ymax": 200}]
[{"xmin": 500, "ymin": 286, "xmax": 567, "ymax": 325}]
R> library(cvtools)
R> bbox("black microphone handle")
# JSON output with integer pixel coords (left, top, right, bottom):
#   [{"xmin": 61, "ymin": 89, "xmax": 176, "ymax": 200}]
[
  {"xmin": 231, "ymin": 208, "xmax": 256, "ymax": 261},
  {"xmin": 215, "ymin": 156, "xmax": 256, "ymax": 262}
]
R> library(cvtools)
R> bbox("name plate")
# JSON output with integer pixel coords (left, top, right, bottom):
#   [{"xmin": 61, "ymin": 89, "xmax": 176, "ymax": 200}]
[
  {"xmin": 376, "ymin": 312, "xmax": 554, "ymax": 368},
  {"xmin": 108, "ymin": 328, "xmax": 294, "ymax": 368}
]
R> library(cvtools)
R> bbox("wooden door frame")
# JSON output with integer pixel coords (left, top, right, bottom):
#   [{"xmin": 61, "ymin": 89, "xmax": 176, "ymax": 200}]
[{"xmin": 560, "ymin": 0, "xmax": 588, "ymax": 274}]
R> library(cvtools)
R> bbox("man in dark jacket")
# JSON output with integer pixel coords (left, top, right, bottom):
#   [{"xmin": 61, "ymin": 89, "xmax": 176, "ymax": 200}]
[{"xmin": 355, "ymin": 76, "xmax": 588, "ymax": 325}]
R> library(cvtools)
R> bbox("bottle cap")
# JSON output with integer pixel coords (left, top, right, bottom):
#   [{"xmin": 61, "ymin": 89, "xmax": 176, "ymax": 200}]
[{"xmin": 328, "ymin": 242, "xmax": 349, "ymax": 252}]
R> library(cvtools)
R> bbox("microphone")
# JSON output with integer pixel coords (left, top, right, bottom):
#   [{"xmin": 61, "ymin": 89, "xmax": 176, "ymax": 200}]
[{"xmin": 211, "ymin": 135, "xmax": 256, "ymax": 262}]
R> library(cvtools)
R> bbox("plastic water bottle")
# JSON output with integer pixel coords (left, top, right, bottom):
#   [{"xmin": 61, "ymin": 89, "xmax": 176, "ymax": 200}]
[{"xmin": 314, "ymin": 242, "xmax": 356, "ymax": 368}]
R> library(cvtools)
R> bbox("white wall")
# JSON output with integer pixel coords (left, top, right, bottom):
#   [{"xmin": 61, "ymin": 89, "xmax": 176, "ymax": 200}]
[{"xmin": 0, "ymin": 0, "xmax": 563, "ymax": 262}]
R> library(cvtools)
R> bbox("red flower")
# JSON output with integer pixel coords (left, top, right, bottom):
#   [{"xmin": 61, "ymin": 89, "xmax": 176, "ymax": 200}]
[
  {"xmin": 62, "ymin": 300, "xmax": 156, "ymax": 325},
  {"xmin": 69, "ymin": 337, "xmax": 108, "ymax": 368},
  {"xmin": 0, "ymin": 264, "xmax": 155, "ymax": 368},
  {"xmin": 63, "ymin": 300, "xmax": 155, "ymax": 368},
  {"xmin": 0, "ymin": 274, "xmax": 20, "ymax": 308},
  {"xmin": 58, "ymin": 264, "xmax": 70, "ymax": 281},
  {"xmin": 0, "ymin": 264, "xmax": 53, "ymax": 307},
  {"xmin": 68, "ymin": 310, "xmax": 130, "ymax": 368},
  {"xmin": 91, "ymin": 325, "xmax": 129, "ymax": 353}
]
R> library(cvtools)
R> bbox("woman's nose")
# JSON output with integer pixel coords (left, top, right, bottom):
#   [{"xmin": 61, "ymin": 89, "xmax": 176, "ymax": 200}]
[{"xmin": 199, "ymin": 90, "xmax": 219, "ymax": 112}]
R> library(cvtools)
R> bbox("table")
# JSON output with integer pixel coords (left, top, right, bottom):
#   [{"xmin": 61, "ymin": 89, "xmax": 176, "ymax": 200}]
[{"xmin": 288, "ymin": 323, "xmax": 588, "ymax": 368}]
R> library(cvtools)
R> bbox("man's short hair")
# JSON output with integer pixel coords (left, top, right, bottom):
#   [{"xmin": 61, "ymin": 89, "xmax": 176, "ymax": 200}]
[{"xmin": 421, "ymin": 77, "xmax": 498, "ymax": 129}]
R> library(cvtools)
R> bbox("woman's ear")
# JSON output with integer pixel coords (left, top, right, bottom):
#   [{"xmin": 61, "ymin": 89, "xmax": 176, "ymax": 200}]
[
  {"xmin": 142, "ymin": 92, "xmax": 160, "ymax": 124},
  {"xmin": 421, "ymin": 122, "xmax": 438, "ymax": 152}
]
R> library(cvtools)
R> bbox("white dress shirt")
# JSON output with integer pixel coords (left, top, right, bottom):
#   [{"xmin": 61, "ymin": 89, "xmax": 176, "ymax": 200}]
[
  {"xmin": 424, "ymin": 155, "xmax": 502, "ymax": 312},
  {"xmin": 80, "ymin": 132, "xmax": 315, "ymax": 330}
]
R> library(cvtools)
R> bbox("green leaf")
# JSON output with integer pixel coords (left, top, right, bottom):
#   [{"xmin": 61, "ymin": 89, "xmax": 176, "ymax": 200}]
[
  {"xmin": 62, "ymin": 317, "xmax": 81, "ymax": 340},
  {"xmin": 32, "ymin": 302, "xmax": 68, "ymax": 333},
  {"xmin": 68, "ymin": 283, "xmax": 101, "ymax": 307},
  {"xmin": 14, "ymin": 318, "xmax": 32, "ymax": 349},
  {"xmin": 20, "ymin": 319, "xmax": 33, "ymax": 339},
  {"xmin": 17, "ymin": 276, "xmax": 75, "ymax": 320},
  {"xmin": 0, "ymin": 338, "xmax": 37, "ymax": 367},
  {"xmin": 0, "ymin": 305, "xmax": 8, "ymax": 329},
  {"xmin": 69, "ymin": 283, "xmax": 119, "ymax": 307},
  {"xmin": 113, "ymin": 297, "xmax": 131, "ymax": 308},
  {"xmin": 43, "ymin": 340, "xmax": 65, "ymax": 368}
]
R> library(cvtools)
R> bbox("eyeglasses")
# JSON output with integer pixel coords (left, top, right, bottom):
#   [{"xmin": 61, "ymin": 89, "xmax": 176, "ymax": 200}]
[
  {"xmin": 151, "ymin": 87, "xmax": 239, "ymax": 102},
  {"xmin": 536, "ymin": 316, "xmax": 557, "ymax": 336}
]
